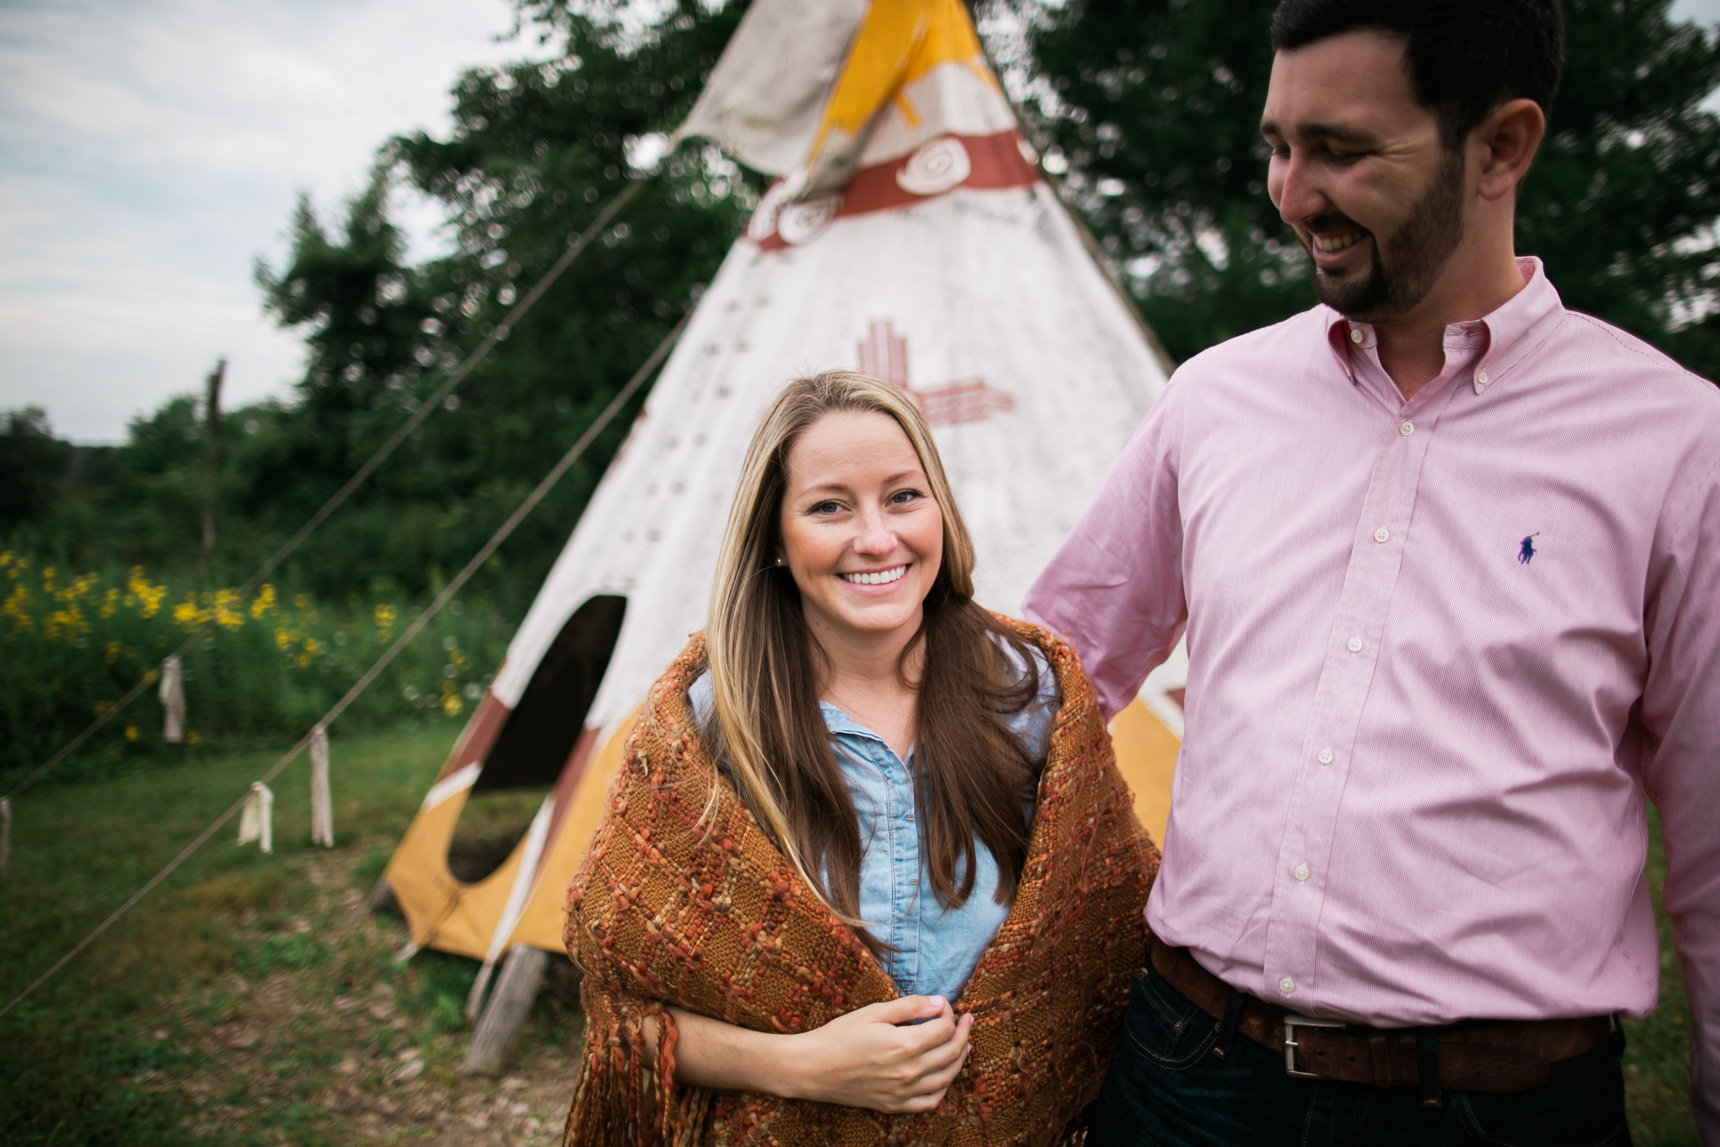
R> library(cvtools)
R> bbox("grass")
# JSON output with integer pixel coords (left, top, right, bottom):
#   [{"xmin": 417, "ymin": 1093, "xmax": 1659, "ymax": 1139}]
[
  {"xmin": 0, "ymin": 725, "xmax": 582, "ymax": 1145},
  {"xmin": 1624, "ymin": 809, "xmax": 1699, "ymax": 1146},
  {"xmin": 0, "ymin": 728, "xmax": 1702, "ymax": 1142}
]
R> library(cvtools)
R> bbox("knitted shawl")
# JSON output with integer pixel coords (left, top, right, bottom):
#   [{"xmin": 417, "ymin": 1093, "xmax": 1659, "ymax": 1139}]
[{"xmin": 563, "ymin": 620, "xmax": 1158, "ymax": 1146}]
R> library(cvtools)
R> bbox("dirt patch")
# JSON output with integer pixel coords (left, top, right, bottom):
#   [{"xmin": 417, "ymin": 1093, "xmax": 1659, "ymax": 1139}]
[{"xmin": 135, "ymin": 847, "xmax": 584, "ymax": 1145}]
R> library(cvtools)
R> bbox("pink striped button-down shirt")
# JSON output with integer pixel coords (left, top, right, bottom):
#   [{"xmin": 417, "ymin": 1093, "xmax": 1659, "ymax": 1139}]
[{"xmin": 1024, "ymin": 259, "xmax": 1720, "ymax": 1130}]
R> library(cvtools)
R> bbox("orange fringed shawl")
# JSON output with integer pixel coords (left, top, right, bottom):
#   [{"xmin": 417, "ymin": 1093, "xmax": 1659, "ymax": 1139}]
[{"xmin": 563, "ymin": 621, "xmax": 1159, "ymax": 1146}]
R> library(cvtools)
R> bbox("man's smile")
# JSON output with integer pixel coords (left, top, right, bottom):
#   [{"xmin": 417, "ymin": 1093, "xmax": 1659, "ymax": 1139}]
[{"xmin": 1311, "ymin": 229, "xmax": 1367, "ymax": 253}]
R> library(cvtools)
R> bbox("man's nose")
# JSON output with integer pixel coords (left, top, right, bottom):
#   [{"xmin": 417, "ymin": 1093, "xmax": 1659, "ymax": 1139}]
[{"xmin": 1272, "ymin": 152, "xmax": 1327, "ymax": 226}]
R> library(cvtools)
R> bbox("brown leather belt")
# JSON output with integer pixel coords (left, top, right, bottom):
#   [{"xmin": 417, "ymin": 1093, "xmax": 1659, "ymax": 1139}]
[{"xmin": 1148, "ymin": 937, "xmax": 1613, "ymax": 1093}]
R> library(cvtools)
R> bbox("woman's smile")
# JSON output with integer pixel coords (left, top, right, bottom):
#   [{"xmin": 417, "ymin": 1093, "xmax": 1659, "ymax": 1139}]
[{"xmin": 838, "ymin": 564, "xmax": 909, "ymax": 588}]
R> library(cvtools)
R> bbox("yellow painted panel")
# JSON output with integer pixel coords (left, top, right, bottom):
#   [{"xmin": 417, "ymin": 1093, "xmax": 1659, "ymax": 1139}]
[
  {"xmin": 510, "ymin": 709, "xmax": 642, "ymax": 953},
  {"xmin": 1109, "ymin": 698, "xmax": 1180, "ymax": 850},
  {"xmin": 811, "ymin": 0, "xmax": 984, "ymax": 156},
  {"xmin": 385, "ymin": 780, "xmax": 534, "ymax": 963}
]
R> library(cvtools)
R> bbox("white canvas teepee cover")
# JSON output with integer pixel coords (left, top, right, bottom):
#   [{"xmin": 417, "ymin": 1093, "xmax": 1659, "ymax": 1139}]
[{"xmin": 385, "ymin": 0, "xmax": 1184, "ymax": 966}]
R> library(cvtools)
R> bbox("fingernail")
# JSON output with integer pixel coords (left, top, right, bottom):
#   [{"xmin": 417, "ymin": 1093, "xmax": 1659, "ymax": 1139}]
[{"xmin": 929, "ymin": 996, "xmax": 945, "ymax": 1008}]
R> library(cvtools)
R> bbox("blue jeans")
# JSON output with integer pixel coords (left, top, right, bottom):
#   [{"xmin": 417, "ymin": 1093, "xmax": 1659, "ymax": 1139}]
[{"xmin": 1085, "ymin": 962, "xmax": 1631, "ymax": 1147}]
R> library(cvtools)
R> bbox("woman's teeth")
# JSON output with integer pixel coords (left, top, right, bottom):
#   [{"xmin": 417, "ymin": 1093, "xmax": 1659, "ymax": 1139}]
[
  {"xmin": 840, "ymin": 566, "xmax": 907, "ymax": 586},
  {"xmin": 1313, "ymin": 231, "xmax": 1366, "ymax": 253}
]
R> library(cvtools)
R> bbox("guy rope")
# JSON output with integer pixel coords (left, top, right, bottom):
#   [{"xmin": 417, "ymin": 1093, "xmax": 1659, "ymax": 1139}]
[
  {"xmin": 0, "ymin": 175, "xmax": 650, "ymax": 809},
  {"xmin": 0, "ymin": 304, "xmax": 691, "ymax": 1020}
]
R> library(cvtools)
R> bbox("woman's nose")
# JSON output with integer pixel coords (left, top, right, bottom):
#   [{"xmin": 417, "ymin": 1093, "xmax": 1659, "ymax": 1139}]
[{"xmin": 852, "ymin": 506, "xmax": 896, "ymax": 555}]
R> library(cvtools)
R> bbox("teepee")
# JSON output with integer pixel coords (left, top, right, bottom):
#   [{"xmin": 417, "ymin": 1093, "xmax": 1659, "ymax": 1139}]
[{"xmin": 384, "ymin": 0, "xmax": 1187, "ymax": 1021}]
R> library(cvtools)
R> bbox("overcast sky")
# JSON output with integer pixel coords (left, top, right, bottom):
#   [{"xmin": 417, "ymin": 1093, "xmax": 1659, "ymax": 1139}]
[
  {"xmin": 3, "ymin": 0, "xmax": 1719, "ymax": 443},
  {"xmin": 0, "ymin": 0, "xmax": 526, "ymax": 443}
]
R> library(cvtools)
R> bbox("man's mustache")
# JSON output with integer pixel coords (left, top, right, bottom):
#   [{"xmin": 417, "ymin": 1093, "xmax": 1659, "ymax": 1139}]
[{"xmin": 1300, "ymin": 213, "xmax": 1369, "ymax": 236}]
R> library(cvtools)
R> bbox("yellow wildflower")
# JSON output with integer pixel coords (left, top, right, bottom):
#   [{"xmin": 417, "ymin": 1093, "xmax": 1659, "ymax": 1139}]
[
  {"xmin": 374, "ymin": 604, "xmax": 397, "ymax": 629},
  {"xmin": 44, "ymin": 604, "xmax": 89, "ymax": 641},
  {"xmin": 187, "ymin": 731, "xmax": 201, "ymax": 744},
  {"xmin": 275, "ymin": 628, "xmax": 293, "ymax": 649},
  {"xmin": 441, "ymin": 693, "xmax": 463, "ymax": 717},
  {"xmin": 297, "ymin": 652, "xmax": 311, "ymax": 668},
  {"xmin": 128, "ymin": 568, "xmax": 167, "ymax": 618},
  {"xmin": 213, "ymin": 588, "xmax": 244, "ymax": 631},
  {"xmin": 172, "ymin": 595, "xmax": 207, "ymax": 629},
  {"xmin": 105, "ymin": 641, "xmax": 120, "ymax": 663},
  {"xmin": 293, "ymin": 594, "xmax": 309, "ymax": 609},
  {"xmin": 42, "ymin": 566, "xmax": 55, "ymax": 592},
  {"xmin": 250, "ymin": 584, "xmax": 277, "ymax": 619},
  {"xmin": 124, "ymin": 725, "xmax": 138, "ymax": 742},
  {"xmin": 1, "ymin": 585, "xmax": 30, "ymax": 632},
  {"xmin": 100, "ymin": 587, "xmax": 119, "ymax": 618},
  {"xmin": 302, "ymin": 637, "xmax": 320, "ymax": 655}
]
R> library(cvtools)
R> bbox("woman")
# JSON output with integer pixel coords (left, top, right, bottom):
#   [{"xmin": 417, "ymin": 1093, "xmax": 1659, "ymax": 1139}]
[{"xmin": 564, "ymin": 371, "xmax": 1156, "ymax": 1146}]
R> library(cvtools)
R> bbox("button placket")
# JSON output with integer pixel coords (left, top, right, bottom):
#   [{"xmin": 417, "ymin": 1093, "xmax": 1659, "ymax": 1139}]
[{"xmin": 1259, "ymin": 381, "xmax": 1463, "ymax": 1007}]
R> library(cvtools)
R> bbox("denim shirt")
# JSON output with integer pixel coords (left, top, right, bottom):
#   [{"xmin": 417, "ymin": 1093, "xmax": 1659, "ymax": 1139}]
[{"xmin": 689, "ymin": 643, "xmax": 1058, "ymax": 1002}]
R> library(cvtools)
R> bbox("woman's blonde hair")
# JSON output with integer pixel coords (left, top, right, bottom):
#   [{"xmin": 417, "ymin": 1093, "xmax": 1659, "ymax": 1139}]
[{"xmin": 705, "ymin": 370, "xmax": 1040, "ymax": 940}]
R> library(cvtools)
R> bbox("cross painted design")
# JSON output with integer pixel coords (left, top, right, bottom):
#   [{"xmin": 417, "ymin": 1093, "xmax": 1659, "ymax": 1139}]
[{"xmin": 858, "ymin": 321, "xmax": 1015, "ymax": 426}]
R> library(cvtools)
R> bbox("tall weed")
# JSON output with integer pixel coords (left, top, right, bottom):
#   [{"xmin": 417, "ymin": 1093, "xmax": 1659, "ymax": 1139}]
[{"xmin": 0, "ymin": 552, "xmax": 508, "ymax": 779}]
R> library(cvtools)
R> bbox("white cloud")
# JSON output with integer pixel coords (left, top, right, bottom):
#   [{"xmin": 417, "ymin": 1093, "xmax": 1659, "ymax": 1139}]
[{"xmin": 0, "ymin": 0, "xmax": 527, "ymax": 442}]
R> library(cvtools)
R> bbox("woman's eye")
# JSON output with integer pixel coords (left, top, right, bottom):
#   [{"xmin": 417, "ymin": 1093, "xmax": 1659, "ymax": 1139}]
[
  {"xmin": 888, "ymin": 489, "xmax": 922, "ymax": 505},
  {"xmin": 811, "ymin": 501, "xmax": 843, "ymax": 514}
]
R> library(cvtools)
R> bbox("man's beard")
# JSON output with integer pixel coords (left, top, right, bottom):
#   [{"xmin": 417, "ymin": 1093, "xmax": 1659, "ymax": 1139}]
[{"xmin": 1306, "ymin": 150, "xmax": 1467, "ymax": 322}]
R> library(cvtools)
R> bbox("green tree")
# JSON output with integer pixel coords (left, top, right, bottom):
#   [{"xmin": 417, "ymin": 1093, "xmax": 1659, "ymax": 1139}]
[
  {"xmin": 1008, "ymin": 0, "xmax": 1720, "ymax": 377},
  {"xmin": 229, "ymin": 0, "xmax": 759, "ymax": 606},
  {"xmin": 0, "ymin": 408, "xmax": 74, "ymax": 532}
]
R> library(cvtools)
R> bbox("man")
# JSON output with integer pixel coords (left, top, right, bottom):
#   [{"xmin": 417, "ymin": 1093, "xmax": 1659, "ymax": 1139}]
[{"xmin": 1024, "ymin": 1, "xmax": 1720, "ymax": 1142}]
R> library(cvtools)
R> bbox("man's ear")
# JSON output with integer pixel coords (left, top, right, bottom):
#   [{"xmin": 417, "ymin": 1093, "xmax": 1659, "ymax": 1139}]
[{"xmin": 1474, "ymin": 97, "xmax": 1546, "ymax": 202}]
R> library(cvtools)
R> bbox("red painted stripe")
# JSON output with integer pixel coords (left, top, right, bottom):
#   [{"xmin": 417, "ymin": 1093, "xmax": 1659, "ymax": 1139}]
[{"xmin": 754, "ymin": 129, "xmax": 1040, "ymax": 250}]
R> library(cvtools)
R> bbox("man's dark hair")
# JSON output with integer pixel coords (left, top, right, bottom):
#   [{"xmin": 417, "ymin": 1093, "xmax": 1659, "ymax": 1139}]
[{"xmin": 1270, "ymin": 0, "xmax": 1565, "ymax": 150}]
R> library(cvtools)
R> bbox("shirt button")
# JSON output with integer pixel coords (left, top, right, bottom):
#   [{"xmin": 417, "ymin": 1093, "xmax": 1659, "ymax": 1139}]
[
  {"xmin": 1399, "ymin": 420, "xmax": 1415, "ymax": 437},
  {"xmin": 1294, "ymin": 863, "xmax": 1311, "ymax": 881},
  {"xmin": 1279, "ymin": 976, "xmax": 1297, "ymax": 996},
  {"xmin": 1373, "ymin": 526, "xmax": 1390, "ymax": 544},
  {"xmin": 1350, "ymin": 328, "xmax": 1364, "ymax": 344},
  {"xmin": 1476, "ymin": 370, "xmax": 1489, "ymax": 386},
  {"xmin": 1317, "ymin": 747, "xmax": 1334, "ymax": 765},
  {"xmin": 1347, "ymin": 636, "xmax": 1364, "ymax": 653}
]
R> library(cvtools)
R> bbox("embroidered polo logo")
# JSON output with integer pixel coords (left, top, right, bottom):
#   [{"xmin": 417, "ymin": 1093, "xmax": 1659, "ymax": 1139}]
[{"xmin": 1518, "ymin": 533, "xmax": 1540, "ymax": 565}]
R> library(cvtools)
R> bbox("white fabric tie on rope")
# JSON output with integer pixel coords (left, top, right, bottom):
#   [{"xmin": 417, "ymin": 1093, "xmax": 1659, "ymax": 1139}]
[
  {"xmin": 159, "ymin": 656, "xmax": 185, "ymax": 744},
  {"xmin": 237, "ymin": 782, "xmax": 274, "ymax": 854},
  {"xmin": 309, "ymin": 726, "xmax": 333, "ymax": 848}
]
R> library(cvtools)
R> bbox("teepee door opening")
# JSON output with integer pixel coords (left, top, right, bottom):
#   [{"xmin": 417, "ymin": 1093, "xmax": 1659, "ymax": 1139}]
[
  {"xmin": 476, "ymin": 593, "xmax": 627, "ymax": 794},
  {"xmin": 444, "ymin": 594, "xmax": 627, "ymax": 885}
]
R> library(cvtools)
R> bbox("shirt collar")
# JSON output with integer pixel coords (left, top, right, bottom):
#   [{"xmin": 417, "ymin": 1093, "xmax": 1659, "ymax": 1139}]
[
  {"xmin": 1323, "ymin": 257, "xmax": 1565, "ymax": 396},
  {"xmin": 819, "ymin": 701, "xmax": 891, "ymax": 745}
]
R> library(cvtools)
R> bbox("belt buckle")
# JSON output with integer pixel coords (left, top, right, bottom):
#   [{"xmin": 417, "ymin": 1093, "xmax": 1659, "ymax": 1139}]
[{"xmin": 1284, "ymin": 1014, "xmax": 1346, "ymax": 1079}]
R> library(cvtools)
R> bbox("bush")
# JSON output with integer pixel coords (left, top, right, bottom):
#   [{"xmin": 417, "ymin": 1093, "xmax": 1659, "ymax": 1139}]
[{"xmin": 0, "ymin": 552, "xmax": 508, "ymax": 780}]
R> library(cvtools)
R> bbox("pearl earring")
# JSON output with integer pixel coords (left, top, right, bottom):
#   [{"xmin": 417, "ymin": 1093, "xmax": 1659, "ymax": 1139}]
[{"xmin": 774, "ymin": 556, "xmax": 785, "ymax": 566}]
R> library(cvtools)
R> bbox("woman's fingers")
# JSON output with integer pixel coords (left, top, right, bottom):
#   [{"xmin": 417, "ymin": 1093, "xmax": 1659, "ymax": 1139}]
[
  {"xmin": 865, "ymin": 994, "xmax": 949, "ymax": 1027},
  {"xmin": 889, "ymin": 1040, "xmax": 973, "ymax": 1114},
  {"xmin": 901, "ymin": 1012, "xmax": 972, "ymax": 1087}
]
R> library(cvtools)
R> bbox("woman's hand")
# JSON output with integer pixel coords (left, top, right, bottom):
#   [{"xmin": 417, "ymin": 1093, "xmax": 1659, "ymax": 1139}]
[
  {"xmin": 665, "ymin": 995, "xmax": 973, "ymax": 1114},
  {"xmin": 781, "ymin": 995, "xmax": 974, "ymax": 1112}
]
